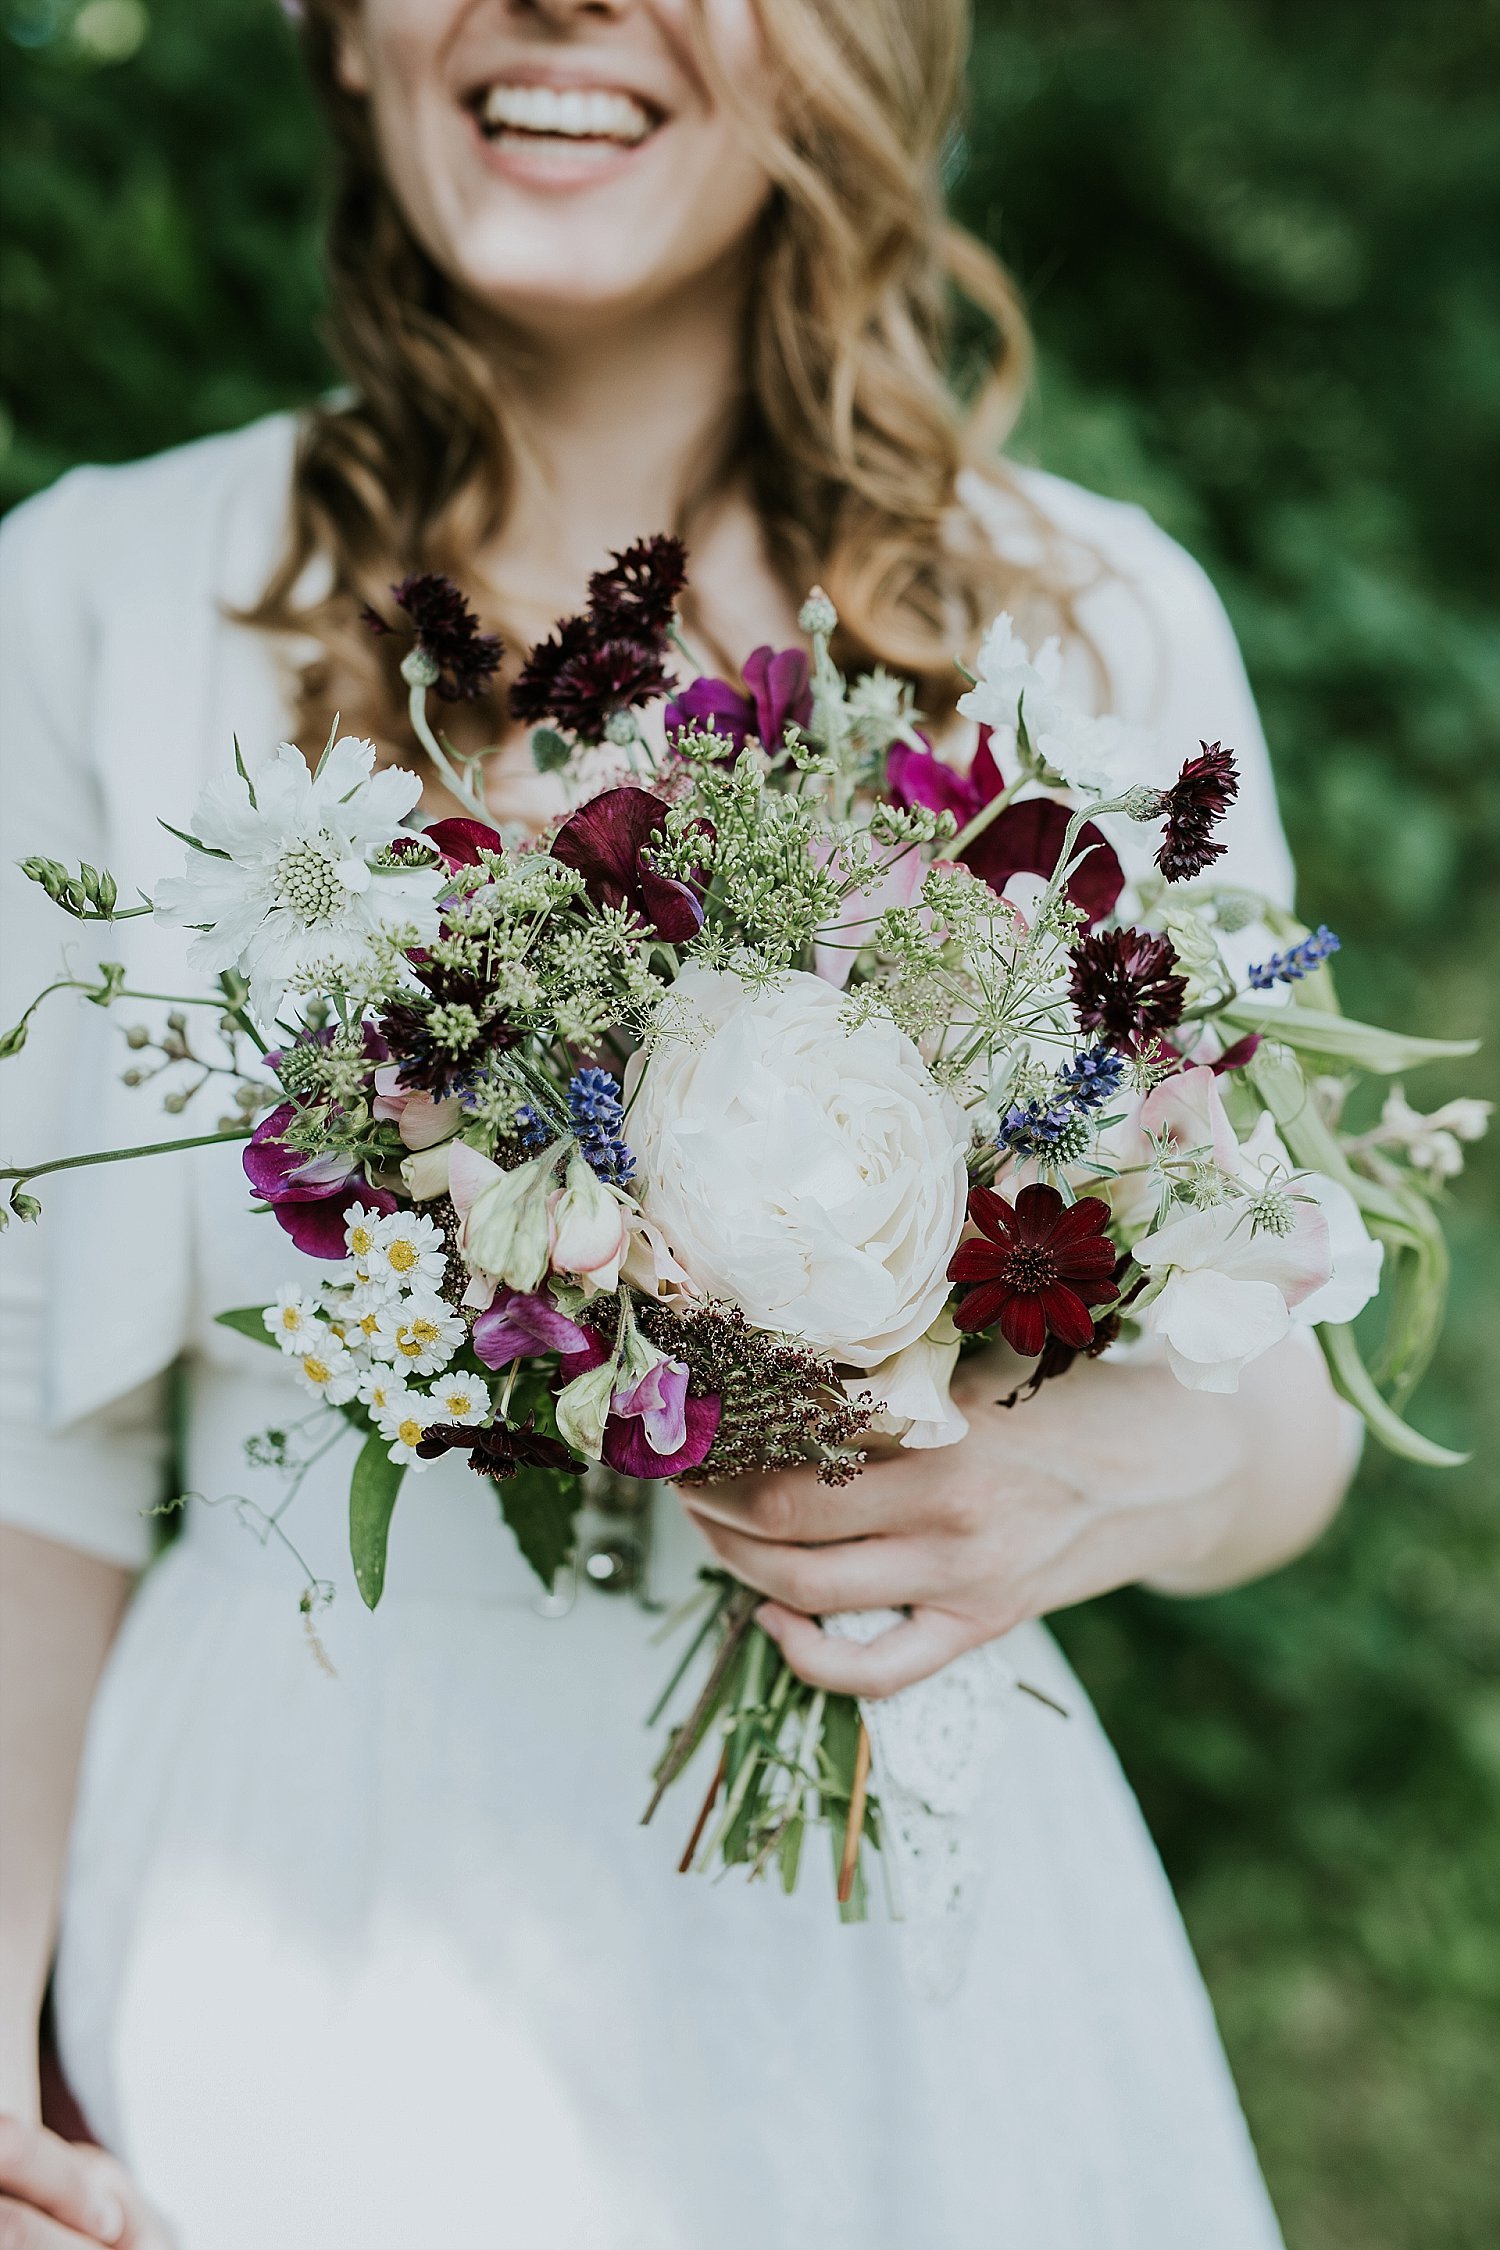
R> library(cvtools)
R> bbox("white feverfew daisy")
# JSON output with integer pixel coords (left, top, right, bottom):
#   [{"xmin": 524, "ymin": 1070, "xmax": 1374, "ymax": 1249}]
[
  {"xmin": 263, "ymin": 1285, "xmax": 321, "ymax": 1356},
  {"xmin": 370, "ymin": 1210, "xmax": 449, "ymax": 1296},
  {"xmin": 357, "ymin": 1365, "xmax": 404, "ymax": 1423},
  {"xmin": 424, "ymin": 1370, "xmax": 489, "ymax": 1428},
  {"xmin": 379, "ymin": 1389, "xmax": 438, "ymax": 1470},
  {"xmin": 344, "ymin": 1209, "xmax": 385, "ymax": 1268},
  {"xmin": 373, "ymin": 1297, "xmax": 466, "ymax": 1378},
  {"xmin": 153, "ymin": 734, "xmax": 443, "ymax": 1021},
  {"xmin": 290, "ymin": 1330, "xmax": 359, "ymax": 1406}
]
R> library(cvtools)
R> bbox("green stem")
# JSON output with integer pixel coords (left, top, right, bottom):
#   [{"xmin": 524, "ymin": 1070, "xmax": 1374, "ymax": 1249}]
[
  {"xmin": 948, "ymin": 773, "xmax": 1028, "ymax": 859},
  {"xmin": 1, "ymin": 1125, "xmax": 253, "ymax": 1187},
  {"xmin": 407, "ymin": 680, "xmax": 491, "ymax": 822}
]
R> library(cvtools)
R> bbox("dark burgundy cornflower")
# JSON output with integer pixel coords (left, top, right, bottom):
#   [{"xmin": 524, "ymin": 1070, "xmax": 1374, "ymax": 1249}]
[
  {"xmin": 1156, "ymin": 741, "xmax": 1239, "ymax": 883},
  {"xmin": 363, "ymin": 574, "xmax": 503, "ymax": 702},
  {"xmin": 947, "ymin": 1183, "xmax": 1119, "ymax": 1358},
  {"xmin": 510, "ymin": 622, "xmax": 674, "ymax": 745},
  {"xmin": 378, "ymin": 960, "xmax": 521, "ymax": 1099},
  {"xmin": 664, "ymin": 645, "xmax": 813, "ymax": 761},
  {"xmin": 586, "ymin": 534, "xmax": 688, "ymax": 636},
  {"xmin": 415, "ymin": 1418, "xmax": 583, "ymax": 1481},
  {"xmin": 1068, "ymin": 927, "xmax": 1188, "ymax": 1055},
  {"xmin": 550, "ymin": 785, "xmax": 705, "ymax": 941}
]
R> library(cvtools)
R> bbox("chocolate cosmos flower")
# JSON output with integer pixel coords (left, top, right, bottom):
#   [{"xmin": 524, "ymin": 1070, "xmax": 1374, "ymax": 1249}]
[
  {"xmin": 363, "ymin": 574, "xmax": 504, "ymax": 702},
  {"xmin": 948, "ymin": 1183, "xmax": 1119, "ymax": 1356},
  {"xmin": 415, "ymin": 1417, "xmax": 583, "ymax": 1481},
  {"xmin": 1156, "ymin": 741, "xmax": 1239, "ymax": 883},
  {"xmin": 550, "ymin": 785, "xmax": 705, "ymax": 941},
  {"xmin": 1068, "ymin": 928, "xmax": 1188, "ymax": 1054}
]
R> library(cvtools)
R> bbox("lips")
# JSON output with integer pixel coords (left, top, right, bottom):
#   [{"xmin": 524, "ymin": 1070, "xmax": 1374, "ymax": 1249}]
[{"xmin": 475, "ymin": 81, "xmax": 659, "ymax": 148}]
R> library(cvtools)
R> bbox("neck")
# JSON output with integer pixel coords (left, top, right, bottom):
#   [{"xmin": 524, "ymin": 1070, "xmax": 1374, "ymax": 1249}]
[{"xmin": 479, "ymin": 263, "xmax": 751, "ymax": 619}]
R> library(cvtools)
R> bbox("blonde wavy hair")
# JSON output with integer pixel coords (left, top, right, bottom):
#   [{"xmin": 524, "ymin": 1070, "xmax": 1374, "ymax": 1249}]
[{"xmin": 248, "ymin": 0, "xmax": 1071, "ymax": 761}]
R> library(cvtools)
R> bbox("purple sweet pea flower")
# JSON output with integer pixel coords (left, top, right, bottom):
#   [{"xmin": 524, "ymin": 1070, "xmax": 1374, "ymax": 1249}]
[
  {"xmin": 664, "ymin": 645, "xmax": 811, "ymax": 762},
  {"xmin": 472, "ymin": 1287, "xmax": 592, "ymax": 1369},
  {"xmin": 243, "ymin": 1102, "xmax": 396, "ymax": 1260},
  {"xmin": 556, "ymin": 1331, "xmax": 722, "ymax": 1479},
  {"xmin": 550, "ymin": 785, "xmax": 705, "ymax": 942},
  {"xmin": 885, "ymin": 725, "xmax": 1004, "ymax": 824}
]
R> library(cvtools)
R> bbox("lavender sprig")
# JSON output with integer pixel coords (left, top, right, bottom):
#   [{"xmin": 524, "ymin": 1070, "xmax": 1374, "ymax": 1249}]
[{"xmin": 1246, "ymin": 926, "xmax": 1340, "ymax": 990}]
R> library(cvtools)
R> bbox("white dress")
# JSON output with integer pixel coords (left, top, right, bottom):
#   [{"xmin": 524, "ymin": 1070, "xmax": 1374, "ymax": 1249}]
[{"xmin": 0, "ymin": 415, "xmax": 1294, "ymax": 2250}]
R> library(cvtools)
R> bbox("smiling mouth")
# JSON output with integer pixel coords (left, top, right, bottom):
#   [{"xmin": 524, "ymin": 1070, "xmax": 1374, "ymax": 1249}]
[{"xmin": 474, "ymin": 82, "xmax": 661, "ymax": 154}]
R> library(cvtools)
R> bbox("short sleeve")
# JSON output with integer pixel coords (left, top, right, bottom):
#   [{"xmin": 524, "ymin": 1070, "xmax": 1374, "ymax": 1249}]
[{"xmin": 0, "ymin": 472, "xmax": 172, "ymax": 1568}]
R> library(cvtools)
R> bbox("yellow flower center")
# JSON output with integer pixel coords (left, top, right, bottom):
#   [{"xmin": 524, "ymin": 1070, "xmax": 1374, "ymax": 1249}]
[
  {"xmin": 348, "ymin": 1224, "xmax": 376, "ymax": 1259},
  {"xmin": 302, "ymin": 1355, "xmax": 331, "ymax": 1385},
  {"xmin": 396, "ymin": 1417, "xmax": 424, "ymax": 1447},
  {"xmin": 387, "ymin": 1239, "xmax": 419, "ymax": 1274},
  {"xmin": 279, "ymin": 1307, "xmax": 302, "ymax": 1332}
]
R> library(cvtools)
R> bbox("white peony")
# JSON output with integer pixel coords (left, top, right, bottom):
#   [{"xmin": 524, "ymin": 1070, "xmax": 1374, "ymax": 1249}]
[
  {"xmin": 625, "ymin": 967, "xmax": 970, "ymax": 1369},
  {"xmin": 154, "ymin": 735, "xmax": 443, "ymax": 1020}
]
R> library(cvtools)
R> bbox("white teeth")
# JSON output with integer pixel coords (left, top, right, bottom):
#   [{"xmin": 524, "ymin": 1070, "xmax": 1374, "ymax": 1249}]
[{"xmin": 480, "ymin": 83, "xmax": 653, "ymax": 145}]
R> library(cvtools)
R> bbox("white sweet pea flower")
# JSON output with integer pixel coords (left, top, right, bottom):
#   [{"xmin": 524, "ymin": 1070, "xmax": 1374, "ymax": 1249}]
[
  {"xmin": 1291, "ymin": 1173, "xmax": 1383, "ymax": 1327},
  {"xmin": 1134, "ymin": 1194, "xmax": 1331, "ymax": 1393},
  {"xmin": 856, "ymin": 1313, "xmax": 969, "ymax": 1450},
  {"xmin": 624, "ymin": 966, "xmax": 969, "ymax": 1368},
  {"xmin": 154, "ymin": 735, "xmax": 443, "ymax": 1020},
  {"xmin": 548, "ymin": 1154, "xmax": 630, "ymax": 1292},
  {"xmin": 956, "ymin": 613, "xmax": 1063, "ymax": 735}
]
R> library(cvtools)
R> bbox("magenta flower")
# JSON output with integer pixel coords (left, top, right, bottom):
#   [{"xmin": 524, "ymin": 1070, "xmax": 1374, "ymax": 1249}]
[
  {"xmin": 550, "ymin": 785, "xmax": 705, "ymax": 941},
  {"xmin": 243, "ymin": 1103, "xmax": 395, "ymax": 1260},
  {"xmin": 556, "ymin": 1330, "xmax": 722, "ymax": 1479},
  {"xmin": 886, "ymin": 728, "xmax": 1122, "ymax": 926},
  {"xmin": 665, "ymin": 645, "xmax": 812, "ymax": 760},
  {"xmin": 472, "ymin": 1287, "xmax": 592, "ymax": 1369}
]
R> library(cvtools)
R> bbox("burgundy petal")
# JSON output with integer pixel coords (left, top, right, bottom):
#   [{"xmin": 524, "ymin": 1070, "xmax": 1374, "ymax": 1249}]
[
  {"xmin": 743, "ymin": 645, "xmax": 812, "ymax": 750},
  {"xmin": 970, "ymin": 726, "xmax": 1005, "ymax": 804},
  {"xmin": 636, "ymin": 860, "xmax": 705, "ymax": 942},
  {"xmin": 425, "ymin": 816, "xmax": 503, "ymax": 868},
  {"xmin": 1211, "ymin": 1033, "xmax": 1262, "ymax": 1075},
  {"xmin": 962, "ymin": 798, "xmax": 1124, "ymax": 927},
  {"xmin": 947, "ymin": 1238, "xmax": 1006, "ymax": 1284},
  {"xmin": 602, "ymin": 1390, "xmax": 722, "ymax": 1479},
  {"xmin": 952, "ymin": 1281, "xmax": 1009, "ymax": 1335},
  {"xmin": 1038, "ymin": 1284, "xmax": 1096, "ymax": 1352},
  {"xmin": 243, "ymin": 1105, "xmax": 354, "ymax": 1205},
  {"xmin": 966, "ymin": 1185, "xmax": 1021, "ymax": 1246},
  {"xmin": 1011, "ymin": 1183, "xmax": 1067, "ymax": 1247},
  {"xmin": 999, "ymin": 1294, "xmax": 1048, "ymax": 1358},
  {"xmin": 273, "ymin": 1184, "xmax": 396, "ymax": 1261},
  {"xmin": 552, "ymin": 785, "xmax": 663, "ymax": 899},
  {"xmin": 1046, "ymin": 1195, "xmax": 1114, "ymax": 1246}
]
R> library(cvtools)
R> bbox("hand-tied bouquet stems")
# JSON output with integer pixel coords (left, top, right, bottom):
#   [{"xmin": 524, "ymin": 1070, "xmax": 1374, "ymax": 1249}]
[{"xmin": 3, "ymin": 539, "xmax": 1487, "ymax": 1916}]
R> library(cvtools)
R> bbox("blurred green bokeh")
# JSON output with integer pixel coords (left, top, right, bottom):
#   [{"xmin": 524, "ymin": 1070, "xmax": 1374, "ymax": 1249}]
[{"xmin": 2, "ymin": 1, "xmax": 1496, "ymax": 2242}]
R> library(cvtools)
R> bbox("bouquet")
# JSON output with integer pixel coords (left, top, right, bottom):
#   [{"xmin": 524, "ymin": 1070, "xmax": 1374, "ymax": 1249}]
[{"xmin": 3, "ymin": 538, "xmax": 1485, "ymax": 1919}]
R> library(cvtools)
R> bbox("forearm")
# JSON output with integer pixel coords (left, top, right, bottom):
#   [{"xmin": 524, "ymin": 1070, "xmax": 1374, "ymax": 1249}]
[{"xmin": 0, "ymin": 1526, "xmax": 131, "ymax": 2116}]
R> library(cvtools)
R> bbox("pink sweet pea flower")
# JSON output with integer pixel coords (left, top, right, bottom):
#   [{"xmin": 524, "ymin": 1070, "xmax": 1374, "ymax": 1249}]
[
  {"xmin": 471, "ymin": 1287, "xmax": 591, "ymax": 1368},
  {"xmin": 371, "ymin": 1064, "xmax": 465, "ymax": 1150},
  {"xmin": 555, "ymin": 1330, "xmax": 721, "ymax": 1478}
]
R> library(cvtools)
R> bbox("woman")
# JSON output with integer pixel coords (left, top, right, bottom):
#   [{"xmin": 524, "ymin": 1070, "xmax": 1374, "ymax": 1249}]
[{"xmin": 0, "ymin": 2, "xmax": 1359, "ymax": 2244}]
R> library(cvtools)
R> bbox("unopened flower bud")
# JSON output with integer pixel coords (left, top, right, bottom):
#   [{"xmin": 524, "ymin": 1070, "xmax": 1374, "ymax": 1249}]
[
  {"xmin": 0, "ymin": 1019, "xmax": 28, "ymax": 1059},
  {"xmin": 162, "ymin": 1090, "xmax": 189, "ymax": 1115},
  {"xmin": 1120, "ymin": 786, "xmax": 1171, "ymax": 822},
  {"xmin": 125, "ymin": 1025, "xmax": 151, "ymax": 1049},
  {"xmin": 604, "ymin": 708, "xmax": 639, "ymax": 748},
  {"xmin": 400, "ymin": 646, "xmax": 442, "ymax": 690},
  {"xmin": 9, "ymin": 1190, "xmax": 42, "ymax": 1224},
  {"xmin": 798, "ymin": 588, "xmax": 838, "ymax": 638}
]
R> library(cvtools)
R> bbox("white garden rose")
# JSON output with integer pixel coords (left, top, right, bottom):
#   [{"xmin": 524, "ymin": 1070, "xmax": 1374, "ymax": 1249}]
[{"xmin": 625, "ymin": 967, "xmax": 970, "ymax": 1369}]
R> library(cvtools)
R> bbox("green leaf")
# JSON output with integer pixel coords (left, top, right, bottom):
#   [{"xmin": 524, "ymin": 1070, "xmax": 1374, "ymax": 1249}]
[
  {"xmin": 491, "ymin": 1461, "xmax": 585, "ymax": 1592},
  {"xmin": 1317, "ymin": 1324, "xmax": 1468, "ymax": 1470},
  {"xmin": 158, "ymin": 817, "xmax": 232, "ymax": 860},
  {"xmin": 214, "ymin": 1304, "xmax": 277, "ymax": 1347},
  {"xmin": 1221, "ymin": 996, "xmax": 1478, "ymax": 1075},
  {"xmin": 349, "ymin": 1432, "xmax": 405, "ymax": 1610}
]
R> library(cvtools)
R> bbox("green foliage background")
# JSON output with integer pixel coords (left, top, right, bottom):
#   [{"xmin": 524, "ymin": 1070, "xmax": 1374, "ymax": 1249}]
[{"xmin": 3, "ymin": 1, "xmax": 1496, "ymax": 2241}]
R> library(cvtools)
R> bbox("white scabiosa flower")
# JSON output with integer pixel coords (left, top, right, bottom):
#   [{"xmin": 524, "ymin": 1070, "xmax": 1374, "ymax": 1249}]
[
  {"xmin": 263, "ymin": 1285, "xmax": 321, "ymax": 1356},
  {"xmin": 369, "ymin": 1210, "xmax": 449, "ymax": 1296},
  {"xmin": 424, "ymin": 1370, "xmax": 489, "ymax": 1428},
  {"xmin": 289, "ymin": 1329, "xmax": 359, "ymax": 1406},
  {"xmin": 372, "ymin": 1296, "xmax": 466, "ymax": 1378},
  {"xmin": 153, "ymin": 735, "xmax": 443, "ymax": 1020}
]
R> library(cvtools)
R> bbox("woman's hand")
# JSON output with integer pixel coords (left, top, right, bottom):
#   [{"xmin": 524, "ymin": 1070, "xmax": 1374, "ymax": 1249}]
[
  {"xmin": 0, "ymin": 2116, "xmax": 173, "ymax": 2249},
  {"xmin": 681, "ymin": 1331, "xmax": 1357, "ymax": 1698}
]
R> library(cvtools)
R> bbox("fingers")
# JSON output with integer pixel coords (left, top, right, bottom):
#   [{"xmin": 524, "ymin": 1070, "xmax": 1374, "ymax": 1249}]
[
  {"xmin": 0, "ymin": 2200, "xmax": 116, "ymax": 2249},
  {"xmin": 688, "ymin": 1512, "xmax": 942, "ymax": 1613},
  {"xmin": 681, "ymin": 1459, "xmax": 931, "ymax": 1547},
  {"xmin": 757, "ymin": 1604, "xmax": 978, "ymax": 1697},
  {"xmin": 0, "ymin": 2119, "xmax": 125, "ymax": 2245}
]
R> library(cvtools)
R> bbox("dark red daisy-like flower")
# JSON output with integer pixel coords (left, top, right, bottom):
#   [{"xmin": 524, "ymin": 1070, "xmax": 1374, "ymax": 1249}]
[
  {"xmin": 510, "ymin": 620, "xmax": 674, "ymax": 745},
  {"xmin": 1068, "ymin": 927, "xmax": 1187, "ymax": 1054},
  {"xmin": 948, "ymin": 1183, "xmax": 1120, "ymax": 1357},
  {"xmin": 550, "ymin": 784, "xmax": 705, "ymax": 941},
  {"xmin": 586, "ymin": 534, "xmax": 688, "ymax": 636},
  {"xmin": 363, "ymin": 573, "xmax": 503, "ymax": 702},
  {"xmin": 416, "ymin": 1418, "xmax": 583, "ymax": 1481},
  {"xmin": 1156, "ymin": 741, "xmax": 1239, "ymax": 882}
]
